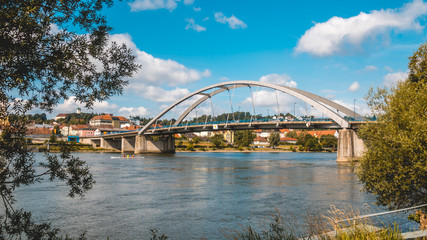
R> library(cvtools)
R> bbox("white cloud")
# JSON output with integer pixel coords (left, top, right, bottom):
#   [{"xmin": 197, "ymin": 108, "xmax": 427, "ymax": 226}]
[
  {"xmin": 119, "ymin": 107, "xmax": 149, "ymax": 117},
  {"xmin": 214, "ymin": 12, "xmax": 247, "ymax": 29},
  {"xmin": 49, "ymin": 24, "xmax": 60, "ymax": 34},
  {"xmin": 55, "ymin": 96, "xmax": 118, "ymax": 114},
  {"xmin": 131, "ymin": 84, "xmax": 191, "ymax": 103},
  {"xmin": 106, "ymin": 33, "xmax": 210, "ymax": 105},
  {"xmin": 333, "ymin": 99, "xmax": 370, "ymax": 116},
  {"xmin": 133, "ymin": 50, "xmax": 211, "ymax": 85},
  {"xmin": 364, "ymin": 65, "xmax": 378, "ymax": 71},
  {"xmin": 193, "ymin": 7, "xmax": 201, "ymax": 12},
  {"xmin": 385, "ymin": 66, "xmax": 394, "ymax": 72},
  {"xmin": 383, "ymin": 71, "xmax": 408, "ymax": 87},
  {"xmin": 129, "ymin": 0, "xmax": 179, "ymax": 11},
  {"xmin": 202, "ymin": 17, "xmax": 209, "ymax": 21},
  {"xmin": 295, "ymin": 0, "xmax": 427, "ymax": 56},
  {"xmin": 259, "ymin": 73, "xmax": 297, "ymax": 88},
  {"xmin": 348, "ymin": 81, "xmax": 360, "ymax": 92},
  {"xmin": 110, "ymin": 33, "xmax": 210, "ymax": 87},
  {"xmin": 185, "ymin": 18, "xmax": 206, "ymax": 32},
  {"xmin": 325, "ymin": 94, "xmax": 335, "ymax": 99},
  {"xmin": 184, "ymin": 0, "xmax": 194, "ymax": 5},
  {"xmin": 242, "ymin": 90, "xmax": 294, "ymax": 111},
  {"xmin": 109, "ymin": 33, "xmax": 138, "ymax": 51},
  {"xmin": 219, "ymin": 77, "xmax": 229, "ymax": 82}
]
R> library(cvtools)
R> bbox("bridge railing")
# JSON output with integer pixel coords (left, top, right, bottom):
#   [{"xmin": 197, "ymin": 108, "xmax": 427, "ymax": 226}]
[
  {"xmin": 148, "ymin": 117, "xmax": 336, "ymax": 131},
  {"xmin": 96, "ymin": 116, "xmax": 375, "ymax": 136}
]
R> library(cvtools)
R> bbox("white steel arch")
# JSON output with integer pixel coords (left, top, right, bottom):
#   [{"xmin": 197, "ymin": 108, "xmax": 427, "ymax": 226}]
[{"xmin": 138, "ymin": 81, "xmax": 360, "ymax": 134}]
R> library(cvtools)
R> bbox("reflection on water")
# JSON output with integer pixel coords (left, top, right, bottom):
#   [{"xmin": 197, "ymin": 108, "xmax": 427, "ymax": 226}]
[{"xmin": 15, "ymin": 152, "xmax": 379, "ymax": 239}]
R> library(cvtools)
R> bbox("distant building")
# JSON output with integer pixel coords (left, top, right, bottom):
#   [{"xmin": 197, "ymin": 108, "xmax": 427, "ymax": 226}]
[
  {"xmin": 254, "ymin": 129, "xmax": 272, "ymax": 138},
  {"xmin": 55, "ymin": 108, "xmax": 83, "ymax": 121},
  {"xmin": 60, "ymin": 124, "xmax": 126, "ymax": 137},
  {"xmin": 223, "ymin": 130, "xmax": 234, "ymax": 143},
  {"xmin": 94, "ymin": 126, "xmax": 128, "ymax": 135},
  {"xmin": 280, "ymin": 137, "xmax": 298, "ymax": 144},
  {"xmin": 60, "ymin": 125, "xmax": 87, "ymax": 136},
  {"xmin": 89, "ymin": 114, "xmax": 129, "ymax": 128},
  {"xmin": 253, "ymin": 136, "xmax": 268, "ymax": 146},
  {"xmin": 94, "ymin": 129, "xmax": 101, "ymax": 136},
  {"xmin": 305, "ymin": 130, "xmax": 339, "ymax": 139},
  {"xmin": 26, "ymin": 124, "xmax": 53, "ymax": 136},
  {"xmin": 55, "ymin": 113, "xmax": 70, "ymax": 121},
  {"xmin": 194, "ymin": 131, "xmax": 211, "ymax": 137},
  {"xmin": 71, "ymin": 125, "xmax": 96, "ymax": 137},
  {"xmin": 279, "ymin": 129, "xmax": 290, "ymax": 138}
]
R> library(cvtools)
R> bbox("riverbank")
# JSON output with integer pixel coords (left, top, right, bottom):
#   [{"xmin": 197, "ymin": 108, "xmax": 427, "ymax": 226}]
[
  {"xmin": 29, "ymin": 143, "xmax": 336, "ymax": 153},
  {"xmin": 175, "ymin": 148, "xmax": 335, "ymax": 153}
]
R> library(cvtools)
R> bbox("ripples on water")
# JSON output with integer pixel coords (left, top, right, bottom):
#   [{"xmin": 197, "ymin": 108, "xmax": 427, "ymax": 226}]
[{"xmin": 13, "ymin": 152, "xmax": 411, "ymax": 239}]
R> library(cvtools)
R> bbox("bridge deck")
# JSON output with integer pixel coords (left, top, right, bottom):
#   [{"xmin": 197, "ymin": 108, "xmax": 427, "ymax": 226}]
[{"xmin": 86, "ymin": 118, "xmax": 368, "ymax": 139}]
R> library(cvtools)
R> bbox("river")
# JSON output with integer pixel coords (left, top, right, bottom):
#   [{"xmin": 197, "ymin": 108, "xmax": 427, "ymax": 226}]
[{"xmin": 13, "ymin": 152, "xmax": 405, "ymax": 239}]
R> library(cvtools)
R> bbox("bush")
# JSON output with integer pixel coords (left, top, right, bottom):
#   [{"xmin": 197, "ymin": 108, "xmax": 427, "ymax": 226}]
[
  {"xmin": 223, "ymin": 206, "xmax": 403, "ymax": 240},
  {"xmin": 186, "ymin": 143, "xmax": 195, "ymax": 151}
]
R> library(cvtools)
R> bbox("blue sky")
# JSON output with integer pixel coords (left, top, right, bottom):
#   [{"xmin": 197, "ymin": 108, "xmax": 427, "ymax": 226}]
[{"xmin": 52, "ymin": 0, "xmax": 427, "ymax": 120}]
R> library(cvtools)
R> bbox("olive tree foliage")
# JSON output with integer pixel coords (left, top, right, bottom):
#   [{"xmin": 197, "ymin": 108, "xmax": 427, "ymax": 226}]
[
  {"xmin": 0, "ymin": 0, "xmax": 139, "ymax": 238},
  {"xmin": 358, "ymin": 43, "xmax": 427, "ymax": 210},
  {"xmin": 234, "ymin": 130, "xmax": 256, "ymax": 147},
  {"xmin": 268, "ymin": 132, "xmax": 280, "ymax": 148},
  {"xmin": 320, "ymin": 134, "xmax": 337, "ymax": 149},
  {"xmin": 210, "ymin": 134, "xmax": 224, "ymax": 148}
]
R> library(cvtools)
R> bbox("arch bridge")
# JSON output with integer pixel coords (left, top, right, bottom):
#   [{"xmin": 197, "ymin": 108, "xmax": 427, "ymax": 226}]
[{"xmin": 83, "ymin": 81, "xmax": 367, "ymax": 162}]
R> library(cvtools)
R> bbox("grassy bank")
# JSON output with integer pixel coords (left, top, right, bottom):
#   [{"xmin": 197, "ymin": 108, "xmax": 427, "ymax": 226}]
[
  {"xmin": 175, "ymin": 140, "xmax": 335, "ymax": 153},
  {"xmin": 28, "ymin": 142, "xmax": 120, "ymax": 153},
  {"xmin": 153, "ymin": 206, "xmax": 408, "ymax": 240},
  {"xmin": 222, "ymin": 207, "xmax": 403, "ymax": 240}
]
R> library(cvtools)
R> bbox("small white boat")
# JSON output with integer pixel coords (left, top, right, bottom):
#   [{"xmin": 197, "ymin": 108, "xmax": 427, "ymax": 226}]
[{"xmin": 111, "ymin": 156, "xmax": 145, "ymax": 159}]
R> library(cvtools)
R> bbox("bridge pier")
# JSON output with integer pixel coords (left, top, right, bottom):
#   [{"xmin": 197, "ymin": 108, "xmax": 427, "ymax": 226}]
[
  {"xmin": 121, "ymin": 137, "xmax": 135, "ymax": 153},
  {"xmin": 135, "ymin": 135, "xmax": 175, "ymax": 154},
  {"xmin": 80, "ymin": 138, "xmax": 100, "ymax": 148},
  {"xmin": 101, "ymin": 138, "xmax": 122, "ymax": 151},
  {"xmin": 337, "ymin": 129, "xmax": 365, "ymax": 163}
]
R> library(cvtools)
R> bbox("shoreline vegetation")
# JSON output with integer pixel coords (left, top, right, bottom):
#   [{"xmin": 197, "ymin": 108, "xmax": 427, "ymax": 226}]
[
  {"xmin": 221, "ymin": 206, "xmax": 404, "ymax": 240},
  {"xmin": 28, "ymin": 139, "xmax": 337, "ymax": 153}
]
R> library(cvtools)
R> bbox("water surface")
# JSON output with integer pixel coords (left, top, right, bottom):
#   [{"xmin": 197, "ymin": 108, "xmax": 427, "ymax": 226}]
[{"xmin": 15, "ymin": 152, "xmax": 385, "ymax": 239}]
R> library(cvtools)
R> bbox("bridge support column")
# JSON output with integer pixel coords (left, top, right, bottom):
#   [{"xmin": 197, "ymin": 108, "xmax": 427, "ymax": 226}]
[
  {"xmin": 100, "ymin": 138, "xmax": 122, "ymax": 151},
  {"xmin": 121, "ymin": 137, "xmax": 135, "ymax": 153},
  {"xmin": 80, "ymin": 138, "xmax": 98, "ymax": 148},
  {"xmin": 135, "ymin": 135, "xmax": 175, "ymax": 154},
  {"xmin": 337, "ymin": 129, "xmax": 365, "ymax": 163}
]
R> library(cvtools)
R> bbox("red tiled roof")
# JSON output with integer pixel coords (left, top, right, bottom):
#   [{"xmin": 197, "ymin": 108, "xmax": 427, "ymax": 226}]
[
  {"xmin": 306, "ymin": 130, "xmax": 337, "ymax": 137},
  {"xmin": 280, "ymin": 137, "xmax": 297, "ymax": 141},
  {"xmin": 122, "ymin": 125, "xmax": 139, "ymax": 130},
  {"xmin": 91, "ymin": 115, "xmax": 113, "ymax": 121},
  {"xmin": 70, "ymin": 125, "xmax": 91, "ymax": 130},
  {"xmin": 90, "ymin": 114, "xmax": 128, "ymax": 121},
  {"xmin": 253, "ymin": 136, "xmax": 268, "ymax": 142},
  {"xmin": 116, "ymin": 116, "xmax": 128, "ymax": 121},
  {"xmin": 291, "ymin": 130, "xmax": 337, "ymax": 138},
  {"xmin": 26, "ymin": 127, "xmax": 52, "ymax": 135}
]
